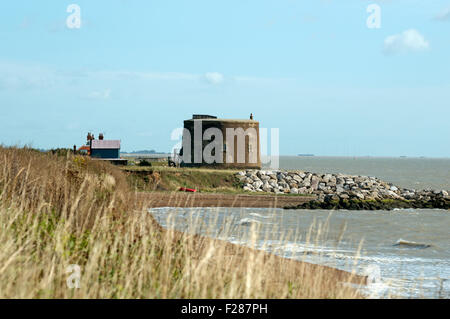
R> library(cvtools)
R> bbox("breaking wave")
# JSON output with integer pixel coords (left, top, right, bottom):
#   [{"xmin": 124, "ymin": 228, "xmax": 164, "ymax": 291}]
[{"xmin": 394, "ymin": 239, "xmax": 431, "ymax": 249}]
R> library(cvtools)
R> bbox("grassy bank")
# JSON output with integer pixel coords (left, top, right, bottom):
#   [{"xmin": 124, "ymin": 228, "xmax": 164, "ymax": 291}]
[
  {"xmin": 123, "ymin": 166, "xmax": 312, "ymax": 197},
  {"xmin": 0, "ymin": 147, "xmax": 364, "ymax": 298},
  {"xmin": 124, "ymin": 166, "xmax": 244, "ymax": 193}
]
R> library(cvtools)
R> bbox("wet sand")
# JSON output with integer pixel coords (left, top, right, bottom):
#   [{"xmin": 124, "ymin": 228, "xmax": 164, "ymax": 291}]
[{"xmin": 139, "ymin": 191, "xmax": 315, "ymax": 208}]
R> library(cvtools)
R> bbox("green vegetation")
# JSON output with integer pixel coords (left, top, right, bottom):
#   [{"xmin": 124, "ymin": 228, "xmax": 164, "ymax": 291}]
[
  {"xmin": 287, "ymin": 198, "xmax": 450, "ymax": 210},
  {"xmin": 138, "ymin": 159, "xmax": 152, "ymax": 167},
  {"xmin": 123, "ymin": 165, "xmax": 311, "ymax": 196},
  {"xmin": 123, "ymin": 166, "xmax": 242, "ymax": 193}
]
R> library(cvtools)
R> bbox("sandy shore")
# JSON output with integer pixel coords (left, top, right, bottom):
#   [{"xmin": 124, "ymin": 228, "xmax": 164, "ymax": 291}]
[{"xmin": 139, "ymin": 191, "xmax": 315, "ymax": 208}]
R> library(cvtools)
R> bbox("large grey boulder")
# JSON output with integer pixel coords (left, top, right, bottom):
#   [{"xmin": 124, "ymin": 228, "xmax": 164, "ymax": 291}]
[
  {"xmin": 311, "ymin": 176, "xmax": 320, "ymax": 190},
  {"xmin": 253, "ymin": 181, "xmax": 263, "ymax": 189}
]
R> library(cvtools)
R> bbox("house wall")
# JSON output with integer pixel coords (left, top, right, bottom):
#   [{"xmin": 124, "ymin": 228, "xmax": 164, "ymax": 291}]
[{"xmin": 91, "ymin": 149, "xmax": 120, "ymax": 159}]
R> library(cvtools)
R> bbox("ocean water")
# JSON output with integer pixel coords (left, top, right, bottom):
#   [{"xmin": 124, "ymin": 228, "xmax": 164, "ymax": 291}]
[
  {"xmin": 264, "ymin": 156, "xmax": 450, "ymax": 191},
  {"xmin": 149, "ymin": 207, "xmax": 450, "ymax": 298},
  {"xmin": 149, "ymin": 157, "xmax": 450, "ymax": 298}
]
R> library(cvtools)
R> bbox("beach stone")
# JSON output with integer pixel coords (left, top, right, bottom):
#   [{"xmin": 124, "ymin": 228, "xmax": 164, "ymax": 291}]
[
  {"xmin": 300, "ymin": 180, "xmax": 311, "ymax": 188},
  {"xmin": 402, "ymin": 191, "xmax": 415, "ymax": 199},
  {"xmin": 323, "ymin": 174, "xmax": 333, "ymax": 183},
  {"xmin": 354, "ymin": 176, "xmax": 366, "ymax": 183},
  {"xmin": 289, "ymin": 182, "xmax": 298, "ymax": 189},
  {"xmin": 311, "ymin": 176, "xmax": 320, "ymax": 190},
  {"xmin": 325, "ymin": 194, "xmax": 340, "ymax": 202},
  {"xmin": 236, "ymin": 169, "xmax": 446, "ymax": 209},
  {"xmin": 367, "ymin": 192, "xmax": 380, "ymax": 200},
  {"xmin": 269, "ymin": 180, "xmax": 278, "ymax": 188},
  {"xmin": 253, "ymin": 181, "xmax": 263, "ymax": 189},
  {"xmin": 381, "ymin": 183, "xmax": 391, "ymax": 189},
  {"xmin": 387, "ymin": 190, "xmax": 401, "ymax": 199},
  {"xmin": 339, "ymin": 193, "xmax": 350, "ymax": 200},
  {"xmin": 345, "ymin": 179, "xmax": 355, "ymax": 185},
  {"xmin": 328, "ymin": 181, "xmax": 337, "ymax": 188},
  {"xmin": 244, "ymin": 177, "xmax": 253, "ymax": 184},
  {"xmin": 350, "ymin": 191, "xmax": 364, "ymax": 200}
]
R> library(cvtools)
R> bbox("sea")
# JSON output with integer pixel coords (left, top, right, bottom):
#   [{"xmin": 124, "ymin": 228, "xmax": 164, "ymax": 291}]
[{"xmin": 149, "ymin": 156, "xmax": 450, "ymax": 299}]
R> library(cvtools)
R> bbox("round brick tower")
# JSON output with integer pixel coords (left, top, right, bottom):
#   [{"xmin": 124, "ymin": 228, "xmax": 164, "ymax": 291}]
[{"xmin": 181, "ymin": 115, "xmax": 261, "ymax": 169}]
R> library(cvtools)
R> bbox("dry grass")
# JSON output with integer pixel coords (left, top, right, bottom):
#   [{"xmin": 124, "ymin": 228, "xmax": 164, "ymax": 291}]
[
  {"xmin": 124, "ymin": 165, "xmax": 241, "ymax": 193},
  {"xmin": 0, "ymin": 146, "xmax": 365, "ymax": 298}
]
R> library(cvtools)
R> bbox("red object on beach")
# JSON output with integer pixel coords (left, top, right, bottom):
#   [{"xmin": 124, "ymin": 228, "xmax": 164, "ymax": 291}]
[{"xmin": 179, "ymin": 187, "xmax": 197, "ymax": 192}]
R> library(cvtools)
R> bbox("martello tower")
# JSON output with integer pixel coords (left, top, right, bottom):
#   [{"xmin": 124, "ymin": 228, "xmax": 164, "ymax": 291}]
[{"xmin": 181, "ymin": 114, "xmax": 261, "ymax": 169}]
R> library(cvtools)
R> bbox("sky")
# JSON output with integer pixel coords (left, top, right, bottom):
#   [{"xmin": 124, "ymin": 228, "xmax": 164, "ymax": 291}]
[{"xmin": 0, "ymin": 0, "xmax": 449, "ymax": 157}]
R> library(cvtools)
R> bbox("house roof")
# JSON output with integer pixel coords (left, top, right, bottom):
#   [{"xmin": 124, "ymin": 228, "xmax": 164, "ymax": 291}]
[
  {"xmin": 78, "ymin": 145, "xmax": 91, "ymax": 151},
  {"xmin": 91, "ymin": 140, "xmax": 121, "ymax": 149},
  {"xmin": 185, "ymin": 118, "xmax": 258, "ymax": 124}
]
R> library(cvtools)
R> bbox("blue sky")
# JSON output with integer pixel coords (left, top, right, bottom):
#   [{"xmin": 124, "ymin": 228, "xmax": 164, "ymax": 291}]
[{"xmin": 1, "ymin": 0, "xmax": 449, "ymax": 156}]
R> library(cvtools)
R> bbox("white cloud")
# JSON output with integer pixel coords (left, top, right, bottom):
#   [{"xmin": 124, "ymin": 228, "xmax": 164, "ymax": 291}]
[
  {"xmin": 94, "ymin": 70, "xmax": 198, "ymax": 81},
  {"xmin": 383, "ymin": 29, "xmax": 430, "ymax": 55},
  {"xmin": 0, "ymin": 62, "xmax": 59, "ymax": 90},
  {"xmin": 435, "ymin": 7, "xmax": 450, "ymax": 21},
  {"xmin": 0, "ymin": 61, "xmax": 274, "ymax": 94},
  {"xmin": 204, "ymin": 72, "xmax": 225, "ymax": 85},
  {"xmin": 87, "ymin": 89, "xmax": 111, "ymax": 100}
]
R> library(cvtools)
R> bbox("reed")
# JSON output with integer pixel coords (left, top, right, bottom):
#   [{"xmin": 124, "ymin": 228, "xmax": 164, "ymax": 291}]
[{"xmin": 0, "ymin": 146, "xmax": 364, "ymax": 298}]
